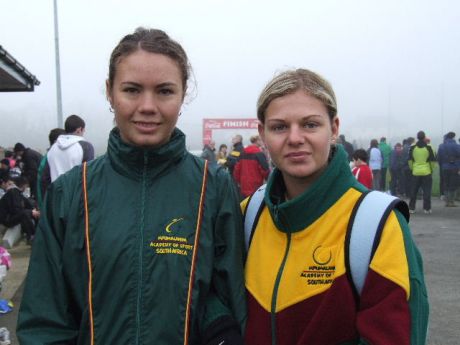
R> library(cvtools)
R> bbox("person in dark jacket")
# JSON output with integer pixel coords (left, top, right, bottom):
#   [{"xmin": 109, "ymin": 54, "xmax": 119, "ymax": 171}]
[
  {"xmin": 437, "ymin": 131, "xmax": 460, "ymax": 206},
  {"xmin": 17, "ymin": 28, "xmax": 246, "ymax": 345},
  {"xmin": 13, "ymin": 142, "xmax": 42, "ymax": 201},
  {"xmin": 226, "ymin": 134, "xmax": 244, "ymax": 175},
  {"xmin": 0, "ymin": 175, "xmax": 40, "ymax": 244},
  {"xmin": 233, "ymin": 135, "xmax": 269, "ymax": 198},
  {"xmin": 338, "ymin": 134, "xmax": 354, "ymax": 161},
  {"xmin": 389, "ymin": 142, "xmax": 405, "ymax": 196},
  {"xmin": 200, "ymin": 139, "xmax": 217, "ymax": 165}
]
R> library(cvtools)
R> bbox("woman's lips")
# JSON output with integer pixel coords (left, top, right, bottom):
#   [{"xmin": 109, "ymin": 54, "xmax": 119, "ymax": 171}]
[
  {"xmin": 133, "ymin": 121, "xmax": 160, "ymax": 132},
  {"xmin": 285, "ymin": 151, "xmax": 309, "ymax": 162}
]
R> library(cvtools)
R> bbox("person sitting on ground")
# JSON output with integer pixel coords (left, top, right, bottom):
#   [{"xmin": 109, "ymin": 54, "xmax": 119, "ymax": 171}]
[
  {"xmin": 351, "ymin": 148, "xmax": 373, "ymax": 189},
  {"xmin": 13, "ymin": 143, "xmax": 42, "ymax": 201},
  {"xmin": 4, "ymin": 150, "xmax": 17, "ymax": 168},
  {"xmin": 0, "ymin": 175, "xmax": 40, "ymax": 245},
  {"xmin": 0, "ymin": 159, "xmax": 10, "ymax": 175}
]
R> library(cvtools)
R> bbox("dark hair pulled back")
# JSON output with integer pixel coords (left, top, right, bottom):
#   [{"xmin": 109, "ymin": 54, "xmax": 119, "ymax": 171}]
[{"xmin": 108, "ymin": 28, "xmax": 190, "ymax": 94}]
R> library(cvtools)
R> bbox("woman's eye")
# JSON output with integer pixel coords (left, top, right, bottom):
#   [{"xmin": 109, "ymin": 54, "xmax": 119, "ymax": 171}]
[
  {"xmin": 123, "ymin": 87, "xmax": 139, "ymax": 94},
  {"xmin": 159, "ymin": 88, "xmax": 174, "ymax": 95},
  {"xmin": 272, "ymin": 124, "xmax": 287, "ymax": 131},
  {"xmin": 304, "ymin": 122, "xmax": 319, "ymax": 129}
]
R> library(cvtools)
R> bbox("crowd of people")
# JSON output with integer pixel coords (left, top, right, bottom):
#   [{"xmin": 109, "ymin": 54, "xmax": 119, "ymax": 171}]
[
  {"xmin": 2, "ymin": 25, "xmax": 460, "ymax": 345},
  {"xmin": 200, "ymin": 130, "xmax": 460, "ymax": 212},
  {"xmin": 0, "ymin": 114, "xmax": 94, "ymax": 246}
]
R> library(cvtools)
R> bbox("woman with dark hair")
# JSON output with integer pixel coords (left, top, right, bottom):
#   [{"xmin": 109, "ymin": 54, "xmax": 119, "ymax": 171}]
[{"xmin": 17, "ymin": 28, "xmax": 246, "ymax": 345}]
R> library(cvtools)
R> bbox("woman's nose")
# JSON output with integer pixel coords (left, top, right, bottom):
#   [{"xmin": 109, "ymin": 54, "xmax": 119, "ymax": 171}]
[
  {"xmin": 287, "ymin": 126, "xmax": 305, "ymax": 145},
  {"xmin": 139, "ymin": 93, "xmax": 158, "ymax": 113}
]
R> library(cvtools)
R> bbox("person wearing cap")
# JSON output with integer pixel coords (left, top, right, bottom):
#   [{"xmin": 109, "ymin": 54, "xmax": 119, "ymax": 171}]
[{"xmin": 13, "ymin": 143, "xmax": 42, "ymax": 201}]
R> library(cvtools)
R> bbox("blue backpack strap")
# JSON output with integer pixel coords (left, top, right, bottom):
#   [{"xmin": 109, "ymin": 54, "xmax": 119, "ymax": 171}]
[
  {"xmin": 347, "ymin": 191, "xmax": 409, "ymax": 295},
  {"xmin": 243, "ymin": 184, "xmax": 266, "ymax": 251}
]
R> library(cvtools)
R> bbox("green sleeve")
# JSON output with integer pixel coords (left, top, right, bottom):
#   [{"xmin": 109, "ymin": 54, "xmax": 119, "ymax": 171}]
[
  {"xmin": 201, "ymin": 168, "xmax": 247, "ymax": 333},
  {"xmin": 17, "ymin": 175, "xmax": 81, "ymax": 344},
  {"xmin": 397, "ymin": 211, "xmax": 430, "ymax": 345}
]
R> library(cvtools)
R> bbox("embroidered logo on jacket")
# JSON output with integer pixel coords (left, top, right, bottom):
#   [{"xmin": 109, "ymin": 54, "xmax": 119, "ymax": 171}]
[
  {"xmin": 300, "ymin": 245, "xmax": 335, "ymax": 286},
  {"xmin": 149, "ymin": 217, "xmax": 193, "ymax": 256},
  {"xmin": 165, "ymin": 218, "xmax": 184, "ymax": 233}
]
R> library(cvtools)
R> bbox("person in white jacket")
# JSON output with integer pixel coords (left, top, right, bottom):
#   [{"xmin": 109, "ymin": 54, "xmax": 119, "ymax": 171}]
[{"xmin": 41, "ymin": 114, "xmax": 94, "ymax": 191}]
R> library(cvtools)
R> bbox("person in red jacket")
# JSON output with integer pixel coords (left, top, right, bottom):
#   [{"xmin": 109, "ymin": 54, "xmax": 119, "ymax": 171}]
[
  {"xmin": 233, "ymin": 135, "xmax": 269, "ymax": 198},
  {"xmin": 352, "ymin": 148, "xmax": 373, "ymax": 189}
]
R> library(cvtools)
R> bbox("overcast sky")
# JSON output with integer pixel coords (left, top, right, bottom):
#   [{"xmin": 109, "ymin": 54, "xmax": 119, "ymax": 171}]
[{"xmin": 1, "ymin": 0, "xmax": 459, "ymax": 154}]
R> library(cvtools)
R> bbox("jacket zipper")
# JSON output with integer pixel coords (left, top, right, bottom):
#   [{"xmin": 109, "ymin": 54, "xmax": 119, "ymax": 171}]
[
  {"xmin": 270, "ymin": 206, "xmax": 292, "ymax": 345},
  {"xmin": 136, "ymin": 152, "xmax": 148, "ymax": 344}
]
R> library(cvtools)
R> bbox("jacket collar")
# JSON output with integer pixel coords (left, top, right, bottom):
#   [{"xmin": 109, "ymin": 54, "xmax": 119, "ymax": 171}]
[
  {"xmin": 264, "ymin": 145, "xmax": 361, "ymax": 233},
  {"xmin": 107, "ymin": 127, "xmax": 187, "ymax": 181}
]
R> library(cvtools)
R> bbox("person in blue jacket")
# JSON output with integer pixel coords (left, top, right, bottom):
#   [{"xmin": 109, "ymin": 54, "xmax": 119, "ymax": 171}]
[{"xmin": 437, "ymin": 131, "xmax": 460, "ymax": 206}]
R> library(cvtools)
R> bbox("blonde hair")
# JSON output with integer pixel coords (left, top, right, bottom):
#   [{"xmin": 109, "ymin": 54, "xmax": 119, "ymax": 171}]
[{"xmin": 257, "ymin": 68, "xmax": 337, "ymax": 123}]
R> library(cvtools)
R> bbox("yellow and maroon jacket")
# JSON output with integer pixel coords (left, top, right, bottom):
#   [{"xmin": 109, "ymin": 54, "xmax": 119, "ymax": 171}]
[{"xmin": 243, "ymin": 146, "xmax": 429, "ymax": 345}]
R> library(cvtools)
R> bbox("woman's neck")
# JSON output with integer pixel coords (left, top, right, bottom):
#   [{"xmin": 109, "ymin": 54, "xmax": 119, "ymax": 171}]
[{"xmin": 282, "ymin": 168, "xmax": 325, "ymax": 200}]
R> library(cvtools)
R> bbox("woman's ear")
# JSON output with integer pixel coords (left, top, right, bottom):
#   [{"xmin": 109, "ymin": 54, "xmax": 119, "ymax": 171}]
[{"xmin": 105, "ymin": 80, "xmax": 113, "ymax": 106}]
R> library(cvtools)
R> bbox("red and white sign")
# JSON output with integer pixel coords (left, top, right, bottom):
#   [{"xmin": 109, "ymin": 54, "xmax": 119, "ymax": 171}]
[{"xmin": 203, "ymin": 118, "xmax": 259, "ymax": 144}]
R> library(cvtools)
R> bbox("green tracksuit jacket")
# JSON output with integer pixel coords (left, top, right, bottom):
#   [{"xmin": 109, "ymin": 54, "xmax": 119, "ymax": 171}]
[{"xmin": 17, "ymin": 128, "xmax": 246, "ymax": 344}]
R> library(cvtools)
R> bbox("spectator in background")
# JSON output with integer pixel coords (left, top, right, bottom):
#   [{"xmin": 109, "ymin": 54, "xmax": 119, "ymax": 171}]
[
  {"xmin": 36, "ymin": 128, "xmax": 66, "ymax": 210},
  {"xmin": 0, "ymin": 170, "xmax": 13, "ymax": 199},
  {"xmin": 200, "ymin": 139, "xmax": 217, "ymax": 165},
  {"xmin": 379, "ymin": 137, "xmax": 392, "ymax": 191},
  {"xmin": 226, "ymin": 134, "xmax": 244, "ymax": 176},
  {"xmin": 408, "ymin": 130, "xmax": 436, "ymax": 214},
  {"xmin": 0, "ymin": 159, "xmax": 10, "ymax": 174},
  {"xmin": 338, "ymin": 134, "xmax": 354, "ymax": 161},
  {"xmin": 389, "ymin": 142, "xmax": 405, "ymax": 196},
  {"xmin": 351, "ymin": 149, "xmax": 373, "ymax": 189},
  {"xmin": 437, "ymin": 131, "xmax": 460, "ymax": 207},
  {"xmin": 402, "ymin": 137, "xmax": 415, "ymax": 197},
  {"xmin": 42, "ymin": 114, "xmax": 94, "ymax": 189},
  {"xmin": 216, "ymin": 143, "xmax": 228, "ymax": 167},
  {"xmin": 368, "ymin": 139, "xmax": 382, "ymax": 190},
  {"xmin": 4, "ymin": 151, "xmax": 16, "ymax": 168},
  {"xmin": 13, "ymin": 143, "xmax": 42, "ymax": 201},
  {"xmin": 233, "ymin": 135, "xmax": 269, "ymax": 198},
  {"xmin": 0, "ymin": 175, "xmax": 40, "ymax": 245}
]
